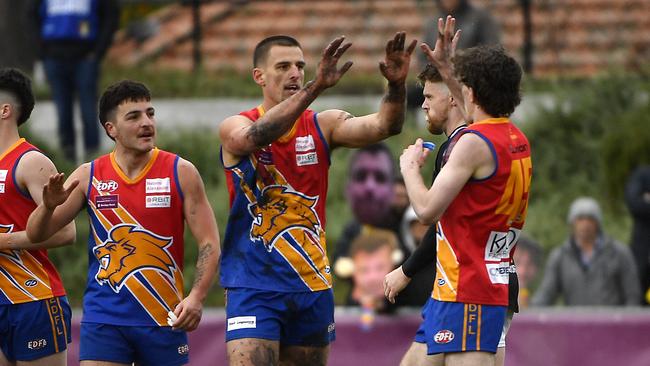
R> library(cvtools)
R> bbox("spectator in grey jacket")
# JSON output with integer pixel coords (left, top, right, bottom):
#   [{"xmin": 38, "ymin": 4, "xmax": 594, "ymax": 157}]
[{"xmin": 532, "ymin": 197, "xmax": 640, "ymax": 306}]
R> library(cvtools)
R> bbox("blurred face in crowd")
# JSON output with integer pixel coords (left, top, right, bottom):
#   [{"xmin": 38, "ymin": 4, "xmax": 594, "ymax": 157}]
[
  {"xmin": 422, "ymin": 80, "xmax": 451, "ymax": 135},
  {"xmin": 105, "ymin": 100, "xmax": 156, "ymax": 154},
  {"xmin": 346, "ymin": 151, "xmax": 394, "ymax": 226},
  {"xmin": 572, "ymin": 216, "xmax": 600, "ymax": 243},
  {"xmin": 514, "ymin": 248, "xmax": 538, "ymax": 289},
  {"xmin": 254, "ymin": 45, "xmax": 305, "ymax": 106},
  {"xmin": 352, "ymin": 245, "xmax": 394, "ymax": 302}
]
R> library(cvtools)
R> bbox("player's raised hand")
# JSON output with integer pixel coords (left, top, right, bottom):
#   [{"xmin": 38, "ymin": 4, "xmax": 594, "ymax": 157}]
[
  {"xmin": 42, "ymin": 173, "xmax": 79, "ymax": 210},
  {"xmin": 379, "ymin": 31, "xmax": 417, "ymax": 85},
  {"xmin": 313, "ymin": 36, "xmax": 353, "ymax": 90},
  {"xmin": 421, "ymin": 15, "xmax": 461, "ymax": 70}
]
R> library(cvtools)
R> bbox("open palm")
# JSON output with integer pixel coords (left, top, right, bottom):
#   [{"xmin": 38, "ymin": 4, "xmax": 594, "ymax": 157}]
[{"xmin": 380, "ymin": 32, "xmax": 417, "ymax": 85}]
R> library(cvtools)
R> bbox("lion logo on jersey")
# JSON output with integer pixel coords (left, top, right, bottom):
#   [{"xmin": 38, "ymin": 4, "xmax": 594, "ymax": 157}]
[
  {"xmin": 93, "ymin": 224, "xmax": 176, "ymax": 292},
  {"xmin": 248, "ymin": 185, "xmax": 321, "ymax": 252}
]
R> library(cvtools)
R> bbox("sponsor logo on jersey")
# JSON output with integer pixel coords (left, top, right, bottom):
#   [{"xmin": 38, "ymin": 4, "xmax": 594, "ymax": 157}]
[
  {"xmin": 146, "ymin": 178, "xmax": 171, "ymax": 193},
  {"xmin": 434, "ymin": 330, "xmax": 455, "ymax": 344},
  {"xmin": 227, "ymin": 316, "xmax": 257, "ymax": 331},
  {"xmin": 93, "ymin": 224, "xmax": 176, "ymax": 292},
  {"xmin": 24, "ymin": 279, "xmax": 38, "ymax": 287},
  {"xmin": 0, "ymin": 170, "xmax": 7, "ymax": 182},
  {"xmin": 295, "ymin": 135, "xmax": 316, "ymax": 152},
  {"xmin": 146, "ymin": 195, "xmax": 171, "ymax": 208},
  {"xmin": 438, "ymin": 278, "xmax": 446, "ymax": 286},
  {"xmin": 296, "ymin": 152, "xmax": 318, "ymax": 166},
  {"xmin": 486, "ymin": 262, "xmax": 510, "ymax": 284},
  {"xmin": 484, "ymin": 228, "xmax": 521, "ymax": 261},
  {"xmin": 96, "ymin": 195, "xmax": 119, "ymax": 209},
  {"xmin": 0, "ymin": 183, "xmax": 4, "ymax": 194},
  {"xmin": 96, "ymin": 180, "xmax": 119, "ymax": 193}
]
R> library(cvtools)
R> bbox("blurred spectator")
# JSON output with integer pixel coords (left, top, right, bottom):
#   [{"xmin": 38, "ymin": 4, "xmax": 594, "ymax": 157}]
[
  {"xmin": 348, "ymin": 228, "xmax": 400, "ymax": 314},
  {"xmin": 30, "ymin": 0, "xmax": 119, "ymax": 161},
  {"xmin": 408, "ymin": 0, "xmax": 501, "ymax": 113},
  {"xmin": 624, "ymin": 165, "xmax": 650, "ymax": 305},
  {"xmin": 394, "ymin": 206, "xmax": 436, "ymax": 307},
  {"xmin": 332, "ymin": 143, "xmax": 404, "ymax": 267},
  {"xmin": 532, "ymin": 197, "xmax": 640, "ymax": 306},
  {"xmin": 513, "ymin": 236, "xmax": 543, "ymax": 309}
]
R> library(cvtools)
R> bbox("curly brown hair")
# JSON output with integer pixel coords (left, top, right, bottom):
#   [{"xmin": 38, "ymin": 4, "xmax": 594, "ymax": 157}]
[{"xmin": 453, "ymin": 45, "xmax": 522, "ymax": 117}]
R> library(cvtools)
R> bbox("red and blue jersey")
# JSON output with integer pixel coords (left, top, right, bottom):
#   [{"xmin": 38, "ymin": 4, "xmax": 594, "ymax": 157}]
[
  {"xmin": 0, "ymin": 138, "xmax": 66, "ymax": 305},
  {"xmin": 84, "ymin": 148, "xmax": 185, "ymax": 326},
  {"xmin": 221, "ymin": 106, "xmax": 332, "ymax": 292},
  {"xmin": 433, "ymin": 118, "xmax": 532, "ymax": 306}
]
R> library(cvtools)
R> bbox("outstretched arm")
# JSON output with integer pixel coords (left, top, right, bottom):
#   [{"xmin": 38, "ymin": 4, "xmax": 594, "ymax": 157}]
[
  {"xmin": 0, "ymin": 151, "xmax": 76, "ymax": 250},
  {"xmin": 170, "ymin": 159, "xmax": 221, "ymax": 332},
  {"xmin": 26, "ymin": 164, "xmax": 88, "ymax": 243},
  {"xmin": 421, "ymin": 16, "xmax": 467, "ymax": 121},
  {"xmin": 319, "ymin": 32, "xmax": 418, "ymax": 148},
  {"xmin": 220, "ymin": 36, "xmax": 354, "ymax": 159}
]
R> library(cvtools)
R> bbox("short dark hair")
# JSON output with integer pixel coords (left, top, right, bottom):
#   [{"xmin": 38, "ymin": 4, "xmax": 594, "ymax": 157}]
[
  {"xmin": 253, "ymin": 35, "xmax": 302, "ymax": 67},
  {"xmin": 0, "ymin": 68, "xmax": 35, "ymax": 126},
  {"xmin": 99, "ymin": 80, "xmax": 151, "ymax": 127},
  {"xmin": 453, "ymin": 45, "xmax": 522, "ymax": 117},
  {"xmin": 417, "ymin": 63, "xmax": 443, "ymax": 86},
  {"xmin": 348, "ymin": 143, "xmax": 396, "ymax": 180}
]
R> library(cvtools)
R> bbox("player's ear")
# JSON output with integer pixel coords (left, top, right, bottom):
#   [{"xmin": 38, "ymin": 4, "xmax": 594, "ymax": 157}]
[
  {"xmin": 449, "ymin": 95, "xmax": 456, "ymax": 107},
  {"xmin": 253, "ymin": 68, "xmax": 265, "ymax": 87},
  {"xmin": 104, "ymin": 121, "xmax": 118, "ymax": 139},
  {"xmin": 0, "ymin": 103, "xmax": 11, "ymax": 120}
]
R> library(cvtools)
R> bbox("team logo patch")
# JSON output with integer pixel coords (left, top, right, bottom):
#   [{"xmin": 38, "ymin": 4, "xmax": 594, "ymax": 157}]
[
  {"xmin": 227, "ymin": 316, "xmax": 257, "ymax": 331},
  {"xmin": 295, "ymin": 135, "xmax": 316, "ymax": 152},
  {"xmin": 95, "ymin": 195, "xmax": 118, "ymax": 209},
  {"xmin": 96, "ymin": 180, "xmax": 118, "ymax": 193},
  {"xmin": 146, "ymin": 178, "xmax": 171, "ymax": 193},
  {"xmin": 177, "ymin": 344, "xmax": 189, "ymax": 355},
  {"xmin": 296, "ymin": 152, "xmax": 318, "ymax": 166},
  {"xmin": 434, "ymin": 330, "xmax": 455, "ymax": 344},
  {"xmin": 0, "ymin": 169, "xmax": 7, "ymax": 182},
  {"xmin": 93, "ymin": 224, "xmax": 176, "ymax": 292},
  {"xmin": 248, "ymin": 185, "xmax": 321, "ymax": 252},
  {"xmin": 146, "ymin": 195, "xmax": 171, "ymax": 208}
]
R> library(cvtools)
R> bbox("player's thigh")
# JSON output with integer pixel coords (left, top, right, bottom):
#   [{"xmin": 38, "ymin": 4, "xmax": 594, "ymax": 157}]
[
  {"xmin": 80, "ymin": 361, "xmax": 130, "ymax": 366},
  {"xmin": 227, "ymin": 338, "xmax": 279, "ymax": 366},
  {"xmin": 0, "ymin": 350, "xmax": 13, "ymax": 366},
  {"xmin": 495, "ymin": 347, "xmax": 505, "ymax": 366},
  {"xmin": 400, "ymin": 342, "xmax": 443, "ymax": 366},
  {"xmin": 445, "ymin": 351, "xmax": 495, "ymax": 366},
  {"xmin": 16, "ymin": 350, "xmax": 65, "ymax": 366},
  {"xmin": 279, "ymin": 344, "xmax": 329, "ymax": 366}
]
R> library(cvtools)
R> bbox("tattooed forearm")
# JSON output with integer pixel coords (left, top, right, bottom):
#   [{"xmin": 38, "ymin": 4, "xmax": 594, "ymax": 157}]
[
  {"xmin": 246, "ymin": 80, "xmax": 322, "ymax": 147},
  {"xmin": 192, "ymin": 243, "xmax": 214, "ymax": 288},
  {"xmin": 379, "ymin": 82, "xmax": 407, "ymax": 135}
]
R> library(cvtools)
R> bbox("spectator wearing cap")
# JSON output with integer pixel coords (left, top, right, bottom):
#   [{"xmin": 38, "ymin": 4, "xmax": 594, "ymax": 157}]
[{"xmin": 531, "ymin": 197, "xmax": 640, "ymax": 306}]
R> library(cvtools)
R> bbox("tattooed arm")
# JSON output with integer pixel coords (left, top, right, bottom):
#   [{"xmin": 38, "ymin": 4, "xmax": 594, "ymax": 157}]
[
  {"xmin": 318, "ymin": 32, "xmax": 417, "ymax": 149},
  {"xmin": 219, "ymin": 36, "xmax": 354, "ymax": 165},
  {"xmin": 171, "ymin": 158, "xmax": 221, "ymax": 332}
]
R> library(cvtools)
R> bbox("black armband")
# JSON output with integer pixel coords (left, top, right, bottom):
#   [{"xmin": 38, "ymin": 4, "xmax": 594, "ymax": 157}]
[{"xmin": 402, "ymin": 225, "xmax": 437, "ymax": 278}]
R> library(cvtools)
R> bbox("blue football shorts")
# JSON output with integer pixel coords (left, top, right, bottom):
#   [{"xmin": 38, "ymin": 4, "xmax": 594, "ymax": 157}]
[
  {"xmin": 413, "ymin": 298, "xmax": 506, "ymax": 355},
  {"xmin": 79, "ymin": 322, "xmax": 189, "ymax": 366},
  {"xmin": 0, "ymin": 296, "xmax": 71, "ymax": 362},
  {"xmin": 225, "ymin": 287, "xmax": 336, "ymax": 346}
]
